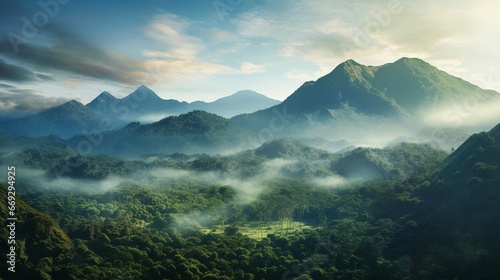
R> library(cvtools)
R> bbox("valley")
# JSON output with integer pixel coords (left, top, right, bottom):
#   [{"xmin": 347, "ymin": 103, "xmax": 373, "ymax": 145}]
[{"xmin": 0, "ymin": 58, "xmax": 499, "ymax": 279}]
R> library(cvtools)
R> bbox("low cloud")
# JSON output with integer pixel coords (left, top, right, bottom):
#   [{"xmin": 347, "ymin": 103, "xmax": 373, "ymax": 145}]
[
  {"xmin": 313, "ymin": 175, "xmax": 347, "ymax": 189},
  {"xmin": 0, "ymin": 90, "xmax": 69, "ymax": 116},
  {"xmin": 420, "ymin": 96, "xmax": 500, "ymax": 129}
]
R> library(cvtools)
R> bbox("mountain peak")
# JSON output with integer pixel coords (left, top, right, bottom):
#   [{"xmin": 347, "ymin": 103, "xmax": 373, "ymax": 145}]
[
  {"xmin": 395, "ymin": 57, "xmax": 427, "ymax": 64},
  {"xmin": 232, "ymin": 89, "xmax": 261, "ymax": 97},
  {"xmin": 391, "ymin": 57, "xmax": 433, "ymax": 70},
  {"xmin": 62, "ymin": 100, "xmax": 85, "ymax": 108},
  {"xmin": 336, "ymin": 59, "xmax": 363, "ymax": 71},
  {"xmin": 123, "ymin": 85, "xmax": 162, "ymax": 102},
  {"xmin": 88, "ymin": 91, "xmax": 117, "ymax": 104},
  {"xmin": 137, "ymin": 85, "xmax": 152, "ymax": 91},
  {"xmin": 97, "ymin": 91, "xmax": 116, "ymax": 100},
  {"xmin": 343, "ymin": 59, "xmax": 361, "ymax": 66},
  {"xmin": 86, "ymin": 91, "xmax": 118, "ymax": 110},
  {"xmin": 329, "ymin": 58, "xmax": 376, "ymax": 82},
  {"xmin": 218, "ymin": 90, "xmax": 278, "ymax": 102}
]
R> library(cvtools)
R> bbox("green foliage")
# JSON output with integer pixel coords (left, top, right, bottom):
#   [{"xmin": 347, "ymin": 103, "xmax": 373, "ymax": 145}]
[
  {"xmin": 68, "ymin": 110, "xmax": 253, "ymax": 156},
  {"xmin": 2, "ymin": 124, "xmax": 499, "ymax": 279},
  {"xmin": 332, "ymin": 142, "xmax": 447, "ymax": 179}
]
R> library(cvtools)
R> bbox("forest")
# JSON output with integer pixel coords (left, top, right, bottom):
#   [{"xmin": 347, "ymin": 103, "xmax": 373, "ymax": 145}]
[{"xmin": 1, "ymin": 124, "xmax": 499, "ymax": 279}]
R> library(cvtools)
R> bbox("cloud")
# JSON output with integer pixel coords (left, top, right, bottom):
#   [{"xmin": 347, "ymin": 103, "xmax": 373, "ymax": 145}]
[
  {"xmin": 142, "ymin": 59, "xmax": 233, "ymax": 83},
  {"xmin": 420, "ymin": 95, "xmax": 500, "ymax": 129},
  {"xmin": 209, "ymin": 28, "xmax": 237, "ymax": 42},
  {"xmin": 144, "ymin": 14, "xmax": 202, "ymax": 60},
  {"xmin": 313, "ymin": 175, "xmax": 347, "ymax": 188},
  {"xmin": 142, "ymin": 14, "xmax": 268, "ymax": 83},
  {"xmin": 239, "ymin": 62, "xmax": 266, "ymax": 74},
  {"xmin": 228, "ymin": 0, "xmax": 500, "ymax": 86},
  {"xmin": 0, "ymin": 25, "xmax": 147, "ymax": 85},
  {"xmin": 0, "ymin": 84, "xmax": 15, "ymax": 89},
  {"xmin": 233, "ymin": 12, "xmax": 274, "ymax": 38},
  {"xmin": 0, "ymin": 59, "xmax": 36, "ymax": 82},
  {"xmin": 0, "ymin": 90, "xmax": 69, "ymax": 114},
  {"xmin": 283, "ymin": 69, "xmax": 322, "ymax": 81}
]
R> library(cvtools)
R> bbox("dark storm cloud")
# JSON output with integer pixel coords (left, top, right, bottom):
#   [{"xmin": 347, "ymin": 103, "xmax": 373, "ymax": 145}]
[
  {"xmin": 0, "ymin": 25, "xmax": 146, "ymax": 85},
  {"xmin": 0, "ymin": 59, "xmax": 36, "ymax": 82}
]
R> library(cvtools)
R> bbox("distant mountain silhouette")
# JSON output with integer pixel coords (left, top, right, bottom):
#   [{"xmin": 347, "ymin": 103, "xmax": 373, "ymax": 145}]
[
  {"xmin": 0, "ymin": 100, "xmax": 107, "ymax": 139},
  {"xmin": 0, "ymin": 86, "xmax": 279, "ymax": 138},
  {"xmin": 86, "ymin": 86, "xmax": 279, "ymax": 122},
  {"xmin": 191, "ymin": 90, "xmax": 281, "ymax": 118}
]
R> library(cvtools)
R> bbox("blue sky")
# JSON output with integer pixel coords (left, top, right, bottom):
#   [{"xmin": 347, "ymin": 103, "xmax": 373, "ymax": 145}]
[{"xmin": 0, "ymin": 0, "xmax": 499, "ymax": 115}]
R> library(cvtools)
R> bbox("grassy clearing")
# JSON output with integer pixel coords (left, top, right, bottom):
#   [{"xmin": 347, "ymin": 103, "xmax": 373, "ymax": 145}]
[{"xmin": 202, "ymin": 220, "xmax": 314, "ymax": 239}]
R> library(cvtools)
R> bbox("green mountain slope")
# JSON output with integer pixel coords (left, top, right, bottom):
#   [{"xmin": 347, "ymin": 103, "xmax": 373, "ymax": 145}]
[
  {"xmin": 255, "ymin": 137, "xmax": 331, "ymax": 160},
  {"xmin": 68, "ymin": 110, "xmax": 253, "ymax": 156},
  {"xmin": 233, "ymin": 58, "xmax": 500, "ymax": 137},
  {"xmin": 332, "ymin": 143, "xmax": 448, "ymax": 179},
  {"xmin": 0, "ymin": 185, "xmax": 73, "ymax": 279},
  {"xmin": 406, "ymin": 123, "xmax": 500, "ymax": 278}
]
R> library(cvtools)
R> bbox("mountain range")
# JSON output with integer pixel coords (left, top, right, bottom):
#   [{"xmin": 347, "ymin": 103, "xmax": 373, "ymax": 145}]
[
  {"xmin": 1, "ymin": 57, "xmax": 499, "ymax": 152},
  {"xmin": 0, "ymin": 87, "xmax": 280, "ymax": 139}
]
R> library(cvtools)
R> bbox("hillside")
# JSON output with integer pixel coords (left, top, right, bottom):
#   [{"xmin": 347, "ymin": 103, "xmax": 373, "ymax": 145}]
[
  {"xmin": 255, "ymin": 137, "xmax": 331, "ymax": 160},
  {"xmin": 425, "ymin": 123, "xmax": 500, "ymax": 216},
  {"xmin": 68, "ymin": 110, "xmax": 254, "ymax": 156},
  {"xmin": 403, "ymin": 123, "xmax": 500, "ymax": 278},
  {"xmin": 331, "ymin": 142, "xmax": 448, "ymax": 179},
  {"xmin": 0, "ymin": 185, "xmax": 73, "ymax": 279}
]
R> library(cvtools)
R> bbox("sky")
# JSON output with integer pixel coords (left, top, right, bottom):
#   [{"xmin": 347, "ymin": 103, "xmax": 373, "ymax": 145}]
[{"xmin": 0, "ymin": 0, "xmax": 499, "ymax": 116}]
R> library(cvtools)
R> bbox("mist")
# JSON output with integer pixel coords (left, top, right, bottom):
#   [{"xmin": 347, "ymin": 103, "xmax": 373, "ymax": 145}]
[
  {"xmin": 420, "ymin": 97, "xmax": 500, "ymax": 131},
  {"xmin": 313, "ymin": 175, "xmax": 347, "ymax": 189},
  {"xmin": 11, "ymin": 168, "xmax": 125, "ymax": 193},
  {"xmin": 133, "ymin": 113, "xmax": 173, "ymax": 124}
]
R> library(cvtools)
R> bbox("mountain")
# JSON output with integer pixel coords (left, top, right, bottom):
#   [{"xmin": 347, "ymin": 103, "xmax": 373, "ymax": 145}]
[
  {"xmin": 0, "ymin": 86, "xmax": 279, "ymax": 139},
  {"xmin": 233, "ymin": 58, "xmax": 500, "ymax": 141},
  {"xmin": 280, "ymin": 58, "xmax": 498, "ymax": 116},
  {"xmin": 85, "ymin": 86, "xmax": 279, "ymax": 124},
  {"xmin": 428, "ymin": 122, "xmax": 500, "ymax": 205},
  {"xmin": 86, "ymin": 91, "xmax": 120, "ymax": 119},
  {"xmin": 405, "ymin": 123, "xmax": 500, "ymax": 278},
  {"xmin": 0, "ymin": 100, "xmax": 108, "ymax": 139},
  {"xmin": 3, "ymin": 58, "xmax": 497, "ymax": 143},
  {"xmin": 68, "ymin": 110, "xmax": 254, "ymax": 156},
  {"xmin": 191, "ymin": 90, "xmax": 281, "ymax": 118},
  {"xmin": 120, "ymin": 85, "xmax": 188, "ymax": 117}
]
